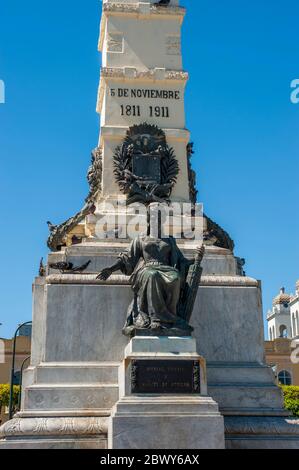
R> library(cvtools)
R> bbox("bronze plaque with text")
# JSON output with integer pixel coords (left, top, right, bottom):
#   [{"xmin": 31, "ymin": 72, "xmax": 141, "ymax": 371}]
[{"xmin": 131, "ymin": 360, "xmax": 200, "ymax": 394}]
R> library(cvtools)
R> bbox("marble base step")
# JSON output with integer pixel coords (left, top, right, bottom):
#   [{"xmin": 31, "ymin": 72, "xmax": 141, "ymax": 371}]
[
  {"xmin": 0, "ymin": 438, "xmax": 107, "ymax": 450},
  {"xmin": 207, "ymin": 362, "xmax": 276, "ymax": 385},
  {"xmin": 208, "ymin": 384, "xmax": 284, "ymax": 412},
  {"xmin": 207, "ymin": 362, "xmax": 287, "ymax": 416},
  {"xmin": 35, "ymin": 362, "xmax": 119, "ymax": 384},
  {"xmin": 109, "ymin": 395, "xmax": 225, "ymax": 450},
  {"xmin": 49, "ymin": 243, "xmax": 237, "ymax": 277},
  {"xmin": 225, "ymin": 416, "xmax": 299, "ymax": 449}
]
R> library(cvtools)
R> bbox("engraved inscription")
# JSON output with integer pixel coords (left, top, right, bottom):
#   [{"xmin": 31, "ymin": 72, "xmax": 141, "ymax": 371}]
[
  {"xmin": 109, "ymin": 87, "xmax": 181, "ymax": 121},
  {"xmin": 131, "ymin": 360, "xmax": 201, "ymax": 394}
]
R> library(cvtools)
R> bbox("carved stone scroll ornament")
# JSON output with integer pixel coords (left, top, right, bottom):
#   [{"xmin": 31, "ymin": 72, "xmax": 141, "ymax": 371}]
[
  {"xmin": 0, "ymin": 417, "xmax": 108, "ymax": 439},
  {"xmin": 113, "ymin": 123, "xmax": 179, "ymax": 205},
  {"xmin": 203, "ymin": 214, "xmax": 235, "ymax": 252},
  {"xmin": 185, "ymin": 143, "xmax": 234, "ymax": 251},
  {"xmin": 47, "ymin": 147, "xmax": 103, "ymax": 252}
]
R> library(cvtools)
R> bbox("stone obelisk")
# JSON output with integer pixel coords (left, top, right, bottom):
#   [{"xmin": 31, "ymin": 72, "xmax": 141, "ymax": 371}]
[{"xmin": 97, "ymin": 0, "xmax": 190, "ymax": 205}]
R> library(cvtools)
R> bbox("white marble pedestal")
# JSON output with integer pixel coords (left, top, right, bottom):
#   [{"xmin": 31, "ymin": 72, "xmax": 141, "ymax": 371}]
[{"xmin": 109, "ymin": 336, "xmax": 225, "ymax": 449}]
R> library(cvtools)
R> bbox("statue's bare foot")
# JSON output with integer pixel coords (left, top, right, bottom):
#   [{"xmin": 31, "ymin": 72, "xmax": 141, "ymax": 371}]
[
  {"xmin": 150, "ymin": 321, "xmax": 169, "ymax": 330},
  {"xmin": 150, "ymin": 322, "xmax": 161, "ymax": 330}
]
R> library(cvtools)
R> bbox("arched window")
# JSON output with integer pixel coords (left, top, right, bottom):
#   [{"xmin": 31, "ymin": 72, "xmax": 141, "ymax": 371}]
[
  {"xmin": 272, "ymin": 326, "xmax": 275, "ymax": 340},
  {"xmin": 279, "ymin": 325, "xmax": 288, "ymax": 338},
  {"xmin": 269, "ymin": 328, "xmax": 272, "ymax": 340},
  {"xmin": 278, "ymin": 370, "xmax": 292, "ymax": 386}
]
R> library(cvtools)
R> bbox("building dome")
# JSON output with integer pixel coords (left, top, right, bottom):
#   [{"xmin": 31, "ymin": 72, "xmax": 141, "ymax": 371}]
[{"xmin": 273, "ymin": 287, "xmax": 291, "ymax": 306}]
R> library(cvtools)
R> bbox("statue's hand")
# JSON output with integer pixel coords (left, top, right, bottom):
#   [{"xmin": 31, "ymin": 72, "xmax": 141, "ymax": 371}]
[
  {"xmin": 195, "ymin": 244, "xmax": 205, "ymax": 261},
  {"xmin": 96, "ymin": 268, "xmax": 113, "ymax": 281}
]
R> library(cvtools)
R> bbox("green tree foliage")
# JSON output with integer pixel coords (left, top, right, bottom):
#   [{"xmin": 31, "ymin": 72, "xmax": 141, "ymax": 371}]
[
  {"xmin": 281, "ymin": 386, "xmax": 299, "ymax": 417},
  {"xmin": 0, "ymin": 384, "xmax": 20, "ymax": 415}
]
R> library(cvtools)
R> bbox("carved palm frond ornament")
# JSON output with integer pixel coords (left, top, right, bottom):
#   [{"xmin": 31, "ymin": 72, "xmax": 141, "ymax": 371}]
[{"xmin": 47, "ymin": 147, "xmax": 103, "ymax": 251}]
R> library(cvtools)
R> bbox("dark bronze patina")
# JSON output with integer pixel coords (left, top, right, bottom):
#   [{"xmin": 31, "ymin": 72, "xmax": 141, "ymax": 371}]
[
  {"xmin": 97, "ymin": 235, "xmax": 205, "ymax": 337},
  {"xmin": 49, "ymin": 260, "xmax": 91, "ymax": 274},
  {"xmin": 113, "ymin": 123, "xmax": 179, "ymax": 205},
  {"xmin": 131, "ymin": 359, "xmax": 201, "ymax": 394}
]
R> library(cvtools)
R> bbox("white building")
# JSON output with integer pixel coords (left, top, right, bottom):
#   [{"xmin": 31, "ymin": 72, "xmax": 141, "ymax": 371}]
[
  {"xmin": 290, "ymin": 281, "xmax": 299, "ymax": 338},
  {"xmin": 267, "ymin": 282, "xmax": 299, "ymax": 340}
]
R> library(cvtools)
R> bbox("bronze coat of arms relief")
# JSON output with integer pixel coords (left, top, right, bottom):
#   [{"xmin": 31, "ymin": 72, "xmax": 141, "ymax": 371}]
[{"xmin": 113, "ymin": 123, "xmax": 179, "ymax": 205}]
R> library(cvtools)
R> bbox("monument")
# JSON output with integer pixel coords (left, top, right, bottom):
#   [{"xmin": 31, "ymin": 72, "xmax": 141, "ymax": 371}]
[{"xmin": 1, "ymin": 0, "xmax": 299, "ymax": 449}]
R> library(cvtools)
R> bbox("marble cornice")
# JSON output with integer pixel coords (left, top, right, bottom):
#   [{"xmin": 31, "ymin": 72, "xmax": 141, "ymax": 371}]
[
  {"xmin": 103, "ymin": 3, "xmax": 186, "ymax": 19},
  {"xmin": 46, "ymin": 274, "xmax": 259, "ymax": 288},
  {"xmin": 100, "ymin": 67, "xmax": 189, "ymax": 82},
  {"xmin": 290, "ymin": 294, "xmax": 299, "ymax": 305}
]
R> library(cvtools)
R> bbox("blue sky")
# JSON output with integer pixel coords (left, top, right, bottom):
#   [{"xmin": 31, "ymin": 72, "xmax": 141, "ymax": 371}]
[{"xmin": 0, "ymin": 0, "xmax": 298, "ymax": 338}]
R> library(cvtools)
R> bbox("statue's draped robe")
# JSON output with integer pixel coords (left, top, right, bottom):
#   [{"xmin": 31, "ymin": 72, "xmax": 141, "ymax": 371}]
[{"xmin": 118, "ymin": 237, "xmax": 190, "ymax": 329}]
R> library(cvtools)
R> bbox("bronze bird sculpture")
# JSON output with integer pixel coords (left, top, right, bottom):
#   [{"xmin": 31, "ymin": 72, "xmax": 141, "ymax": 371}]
[
  {"xmin": 47, "ymin": 221, "xmax": 57, "ymax": 233},
  {"xmin": 49, "ymin": 260, "xmax": 91, "ymax": 274}
]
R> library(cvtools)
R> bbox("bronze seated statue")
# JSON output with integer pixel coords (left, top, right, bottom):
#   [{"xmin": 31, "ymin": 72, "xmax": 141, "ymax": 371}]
[{"xmin": 97, "ymin": 236, "xmax": 205, "ymax": 337}]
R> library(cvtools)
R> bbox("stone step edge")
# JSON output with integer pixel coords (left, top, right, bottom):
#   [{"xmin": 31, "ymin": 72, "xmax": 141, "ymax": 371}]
[
  {"xmin": 208, "ymin": 383, "xmax": 279, "ymax": 388},
  {"xmin": 26, "ymin": 384, "xmax": 119, "ymax": 389},
  {"xmin": 17, "ymin": 410, "xmax": 112, "ymax": 418},
  {"xmin": 221, "ymin": 408, "xmax": 291, "ymax": 417},
  {"xmin": 207, "ymin": 362, "xmax": 271, "ymax": 368},
  {"xmin": 36, "ymin": 362, "xmax": 120, "ymax": 368}
]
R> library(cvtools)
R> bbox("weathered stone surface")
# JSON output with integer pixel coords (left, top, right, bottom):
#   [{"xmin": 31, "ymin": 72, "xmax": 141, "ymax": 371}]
[
  {"xmin": 0, "ymin": 439, "xmax": 107, "ymax": 450},
  {"xmin": 44, "ymin": 284, "xmax": 130, "ymax": 362},
  {"xmin": 109, "ymin": 396, "xmax": 225, "ymax": 450},
  {"xmin": 225, "ymin": 416, "xmax": 299, "ymax": 449},
  {"xmin": 24, "ymin": 384, "xmax": 119, "ymax": 412},
  {"xmin": 193, "ymin": 285, "xmax": 265, "ymax": 363},
  {"xmin": 208, "ymin": 384, "xmax": 284, "ymax": 412},
  {"xmin": 206, "ymin": 362, "xmax": 289, "ymax": 416},
  {"xmin": 125, "ymin": 336, "xmax": 197, "ymax": 354},
  {"xmin": 35, "ymin": 362, "xmax": 119, "ymax": 384}
]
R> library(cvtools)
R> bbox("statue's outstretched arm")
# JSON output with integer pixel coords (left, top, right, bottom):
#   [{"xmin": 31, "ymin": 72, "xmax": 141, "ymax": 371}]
[{"xmin": 96, "ymin": 259, "xmax": 123, "ymax": 281}]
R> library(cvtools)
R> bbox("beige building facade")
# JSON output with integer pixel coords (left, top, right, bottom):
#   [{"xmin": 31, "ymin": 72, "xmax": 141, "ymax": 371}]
[
  {"xmin": 265, "ymin": 338, "xmax": 299, "ymax": 386},
  {"xmin": 0, "ymin": 335, "xmax": 31, "ymax": 425},
  {"xmin": 266, "ymin": 280, "xmax": 299, "ymax": 386}
]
